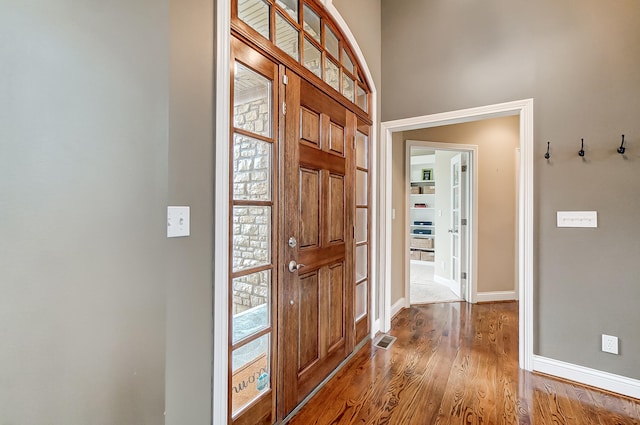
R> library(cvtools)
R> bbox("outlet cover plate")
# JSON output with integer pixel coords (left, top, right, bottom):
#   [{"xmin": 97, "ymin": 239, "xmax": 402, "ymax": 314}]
[{"xmin": 602, "ymin": 334, "xmax": 619, "ymax": 355}]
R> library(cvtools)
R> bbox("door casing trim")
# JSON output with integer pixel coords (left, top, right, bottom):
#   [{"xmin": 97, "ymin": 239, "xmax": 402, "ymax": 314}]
[{"xmin": 379, "ymin": 99, "xmax": 535, "ymax": 372}]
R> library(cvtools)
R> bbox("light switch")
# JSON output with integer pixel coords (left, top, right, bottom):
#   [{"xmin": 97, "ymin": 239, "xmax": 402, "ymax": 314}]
[
  {"xmin": 556, "ymin": 211, "xmax": 597, "ymax": 228},
  {"xmin": 167, "ymin": 206, "xmax": 190, "ymax": 237}
]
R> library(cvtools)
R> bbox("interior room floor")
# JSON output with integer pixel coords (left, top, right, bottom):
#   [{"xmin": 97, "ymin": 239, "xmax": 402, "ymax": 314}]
[
  {"xmin": 410, "ymin": 260, "xmax": 462, "ymax": 304},
  {"xmin": 288, "ymin": 302, "xmax": 640, "ymax": 424}
]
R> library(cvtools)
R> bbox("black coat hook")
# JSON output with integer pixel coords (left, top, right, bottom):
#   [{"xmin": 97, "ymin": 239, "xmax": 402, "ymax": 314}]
[
  {"xmin": 578, "ymin": 138, "xmax": 585, "ymax": 157},
  {"xmin": 617, "ymin": 134, "xmax": 626, "ymax": 154},
  {"xmin": 544, "ymin": 141, "xmax": 551, "ymax": 159}
]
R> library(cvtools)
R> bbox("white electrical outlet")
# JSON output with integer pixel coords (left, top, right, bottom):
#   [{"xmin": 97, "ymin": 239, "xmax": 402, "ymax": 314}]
[{"xmin": 601, "ymin": 334, "xmax": 619, "ymax": 355}]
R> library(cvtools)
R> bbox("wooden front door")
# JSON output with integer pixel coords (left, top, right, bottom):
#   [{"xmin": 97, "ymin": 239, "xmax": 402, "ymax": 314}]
[{"xmin": 279, "ymin": 70, "xmax": 356, "ymax": 418}]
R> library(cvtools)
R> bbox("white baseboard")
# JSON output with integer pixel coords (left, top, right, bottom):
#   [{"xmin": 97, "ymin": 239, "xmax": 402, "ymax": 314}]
[
  {"xmin": 391, "ymin": 298, "xmax": 406, "ymax": 319},
  {"xmin": 434, "ymin": 275, "xmax": 460, "ymax": 297},
  {"xmin": 476, "ymin": 290, "xmax": 516, "ymax": 303},
  {"xmin": 533, "ymin": 355, "xmax": 640, "ymax": 399}
]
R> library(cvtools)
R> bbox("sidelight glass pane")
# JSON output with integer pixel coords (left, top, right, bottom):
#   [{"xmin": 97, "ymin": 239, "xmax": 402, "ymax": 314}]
[
  {"xmin": 234, "ymin": 63, "xmax": 272, "ymax": 138},
  {"xmin": 276, "ymin": 0, "xmax": 298, "ymax": 22},
  {"xmin": 356, "ymin": 244, "xmax": 367, "ymax": 282},
  {"xmin": 356, "ymin": 169, "xmax": 368, "ymax": 205},
  {"xmin": 325, "ymin": 25, "xmax": 339, "ymax": 59},
  {"xmin": 231, "ymin": 334, "xmax": 271, "ymax": 415},
  {"xmin": 342, "ymin": 74, "xmax": 355, "ymax": 102},
  {"xmin": 276, "ymin": 12, "xmax": 299, "ymax": 60},
  {"xmin": 356, "ymin": 85, "xmax": 368, "ymax": 112},
  {"xmin": 232, "ymin": 270, "xmax": 271, "ymax": 343},
  {"xmin": 355, "ymin": 281, "xmax": 367, "ymax": 320},
  {"xmin": 303, "ymin": 37, "xmax": 322, "ymax": 78},
  {"xmin": 238, "ymin": 0, "xmax": 270, "ymax": 39},
  {"xmin": 356, "ymin": 131, "xmax": 368, "ymax": 169},
  {"xmin": 453, "ymin": 187, "xmax": 459, "ymax": 209},
  {"xmin": 232, "ymin": 206, "xmax": 271, "ymax": 272},
  {"xmin": 303, "ymin": 4, "xmax": 321, "ymax": 43},
  {"xmin": 233, "ymin": 134, "xmax": 272, "ymax": 201},
  {"xmin": 342, "ymin": 49, "xmax": 354, "ymax": 74},
  {"xmin": 324, "ymin": 58, "xmax": 339, "ymax": 91},
  {"xmin": 355, "ymin": 207, "xmax": 367, "ymax": 243}
]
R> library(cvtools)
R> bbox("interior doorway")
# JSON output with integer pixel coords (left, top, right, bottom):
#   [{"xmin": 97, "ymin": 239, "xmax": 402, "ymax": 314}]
[
  {"xmin": 380, "ymin": 99, "xmax": 535, "ymax": 372},
  {"xmin": 406, "ymin": 144, "xmax": 474, "ymax": 305}
]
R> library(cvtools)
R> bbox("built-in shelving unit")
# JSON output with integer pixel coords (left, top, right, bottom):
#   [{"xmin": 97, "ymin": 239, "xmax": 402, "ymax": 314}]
[{"xmin": 410, "ymin": 179, "xmax": 435, "ymax": 262}]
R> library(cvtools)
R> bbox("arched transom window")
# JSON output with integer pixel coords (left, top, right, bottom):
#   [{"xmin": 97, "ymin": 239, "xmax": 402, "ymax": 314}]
[{"xmin": 233, "ymin": 0, "xmax": 371, "ymax": 114}]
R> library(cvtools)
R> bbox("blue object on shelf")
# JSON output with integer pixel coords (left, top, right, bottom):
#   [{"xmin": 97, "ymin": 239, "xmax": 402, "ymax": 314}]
[{"xmin": 413, "ymin": 229, "xmax": 432, "ymax": 235}]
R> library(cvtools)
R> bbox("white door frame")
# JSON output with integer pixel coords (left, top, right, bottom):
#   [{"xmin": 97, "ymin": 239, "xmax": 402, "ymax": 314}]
[
  {"xmin": 379, "ymin": 99, "xmax": 534, "ymax": 371},
  {"xmin": 404, "ymin": 141, "xmax": 477, "ymax": 306}
]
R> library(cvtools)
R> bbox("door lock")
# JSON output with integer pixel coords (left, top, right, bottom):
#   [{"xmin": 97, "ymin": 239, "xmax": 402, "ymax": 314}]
[
  {"xmin": 288, "ymin": 237, "xmax": 297, "ymax": 248},
  {"xmin": 288, "ymin": 260, "xmax": 306, "ymax": 273}
]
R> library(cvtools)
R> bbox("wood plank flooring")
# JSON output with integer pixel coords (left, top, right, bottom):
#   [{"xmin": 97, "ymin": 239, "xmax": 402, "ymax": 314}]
[{"xmin": 287, "ymin": 302, "xmax": 640, "ymax": 425}]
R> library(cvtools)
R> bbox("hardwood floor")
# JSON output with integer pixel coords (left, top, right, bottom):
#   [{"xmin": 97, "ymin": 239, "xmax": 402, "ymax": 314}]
[{"xmin": 287, "ymin": 302, "xmax": 640, "ymax": 425}]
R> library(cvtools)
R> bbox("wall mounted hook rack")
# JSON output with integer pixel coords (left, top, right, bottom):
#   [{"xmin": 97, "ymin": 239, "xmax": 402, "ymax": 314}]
[
  {"xmin": 617, "ymin": 134, "xmax": 626, "ymax": 154},
  {"xmin": 544, "ymin": 141, "xmax": 551, "ymax": 159}
]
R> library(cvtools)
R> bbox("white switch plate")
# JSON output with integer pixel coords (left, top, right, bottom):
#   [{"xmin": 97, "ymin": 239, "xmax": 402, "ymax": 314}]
[
  {"xmin": 557, "ymin": 211, "xmax": 597, "ymax": 228},
  {"xmin": 167, "ymin": 206, "xmax": 190, "ymax": 238}
]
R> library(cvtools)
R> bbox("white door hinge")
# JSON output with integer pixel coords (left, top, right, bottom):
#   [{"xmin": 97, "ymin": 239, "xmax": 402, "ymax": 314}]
[
  {"xmin": 282, "ymin": 102, "xmax": 286, "ymax": 115},
  {"xmin": 283, "ymin": 74, "xmax": 288, "ymax": 85}
]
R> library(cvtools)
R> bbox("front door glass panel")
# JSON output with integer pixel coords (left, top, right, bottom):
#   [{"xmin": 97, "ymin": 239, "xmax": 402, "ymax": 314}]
[{"xmin": 234, "ymin": 63, "xmax": 272, "ymax": 138}]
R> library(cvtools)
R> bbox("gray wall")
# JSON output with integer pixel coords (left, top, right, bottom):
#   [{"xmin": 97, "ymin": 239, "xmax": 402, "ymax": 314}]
[
  {"xmin": 1, "ymin": 0, "xmax": 214, "ymax": 424},
  {"xmin": 382, "ymin": 0, "xmax": 640, "ymax": 379},
  {"xmin": 166, "ymin": 0, "xmax": 214, "ymax": 423}
]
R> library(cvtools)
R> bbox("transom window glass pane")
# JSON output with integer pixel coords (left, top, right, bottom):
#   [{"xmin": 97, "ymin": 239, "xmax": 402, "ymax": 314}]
[
  {"xmin": 325, "ymin": 25, "xmax": 339, "ymax": 59},
  {"xmin": 355, "ymin": 281, "xmax": 367, "ymax": 320},
  {"xmin": 232, "ymin": 206, "xmax": 271, "ymax": 272},
  {"xmin": 233, "ymin": 134, "xmax": 272, "ymax": 201},
  {"xmin": 356, "ymin": 169, "xmax": 368, "ymax": 205},
  {"xmin": 356, "ymin": 85, "xmax": 368, "ymax": 112},
  {"xmin": 232, "ymin": 270, "xmax": 271, "ymax": 343},
  {"xmin": 276, "ymin": 0, "xmax": 298, "ymax": 22},
  {"xmin": 231, "ymin": 334, "xmax": 271, "ymax": 415},
  {"xmin": 238, "ymin": 0, "xmax": 270, "ymax": 39},
  {"xmin": 342, "ymin": 49, "xmax": 354, "ymax": 74},
  {"xmin": 276, "ymin": 12, "xmax": 299, "ymax": 60},
  {"xmin": 356, "ymin": 131, "xmax": 368, "ymax": 169},
  {"xmin": 342, "ymin": 74, "xmax": 354, "ymax": 102},
  {"xmin": 355, "ymin": 207, "xmax": 367, "ymax": 243},
  {"xmin": 303, "ymin": 4, "xmax": 321, "ymax": 43},
  {"xmin": 234, "ymin": 63, "xmax": 272, "ymax": 137},
  {"xmin": 324, "ymin": 58, "xmax": 339, "ymax": 91},
  {"xmin": 303, "ymin": 37, "xmax": 322, "ymax": 78}
]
